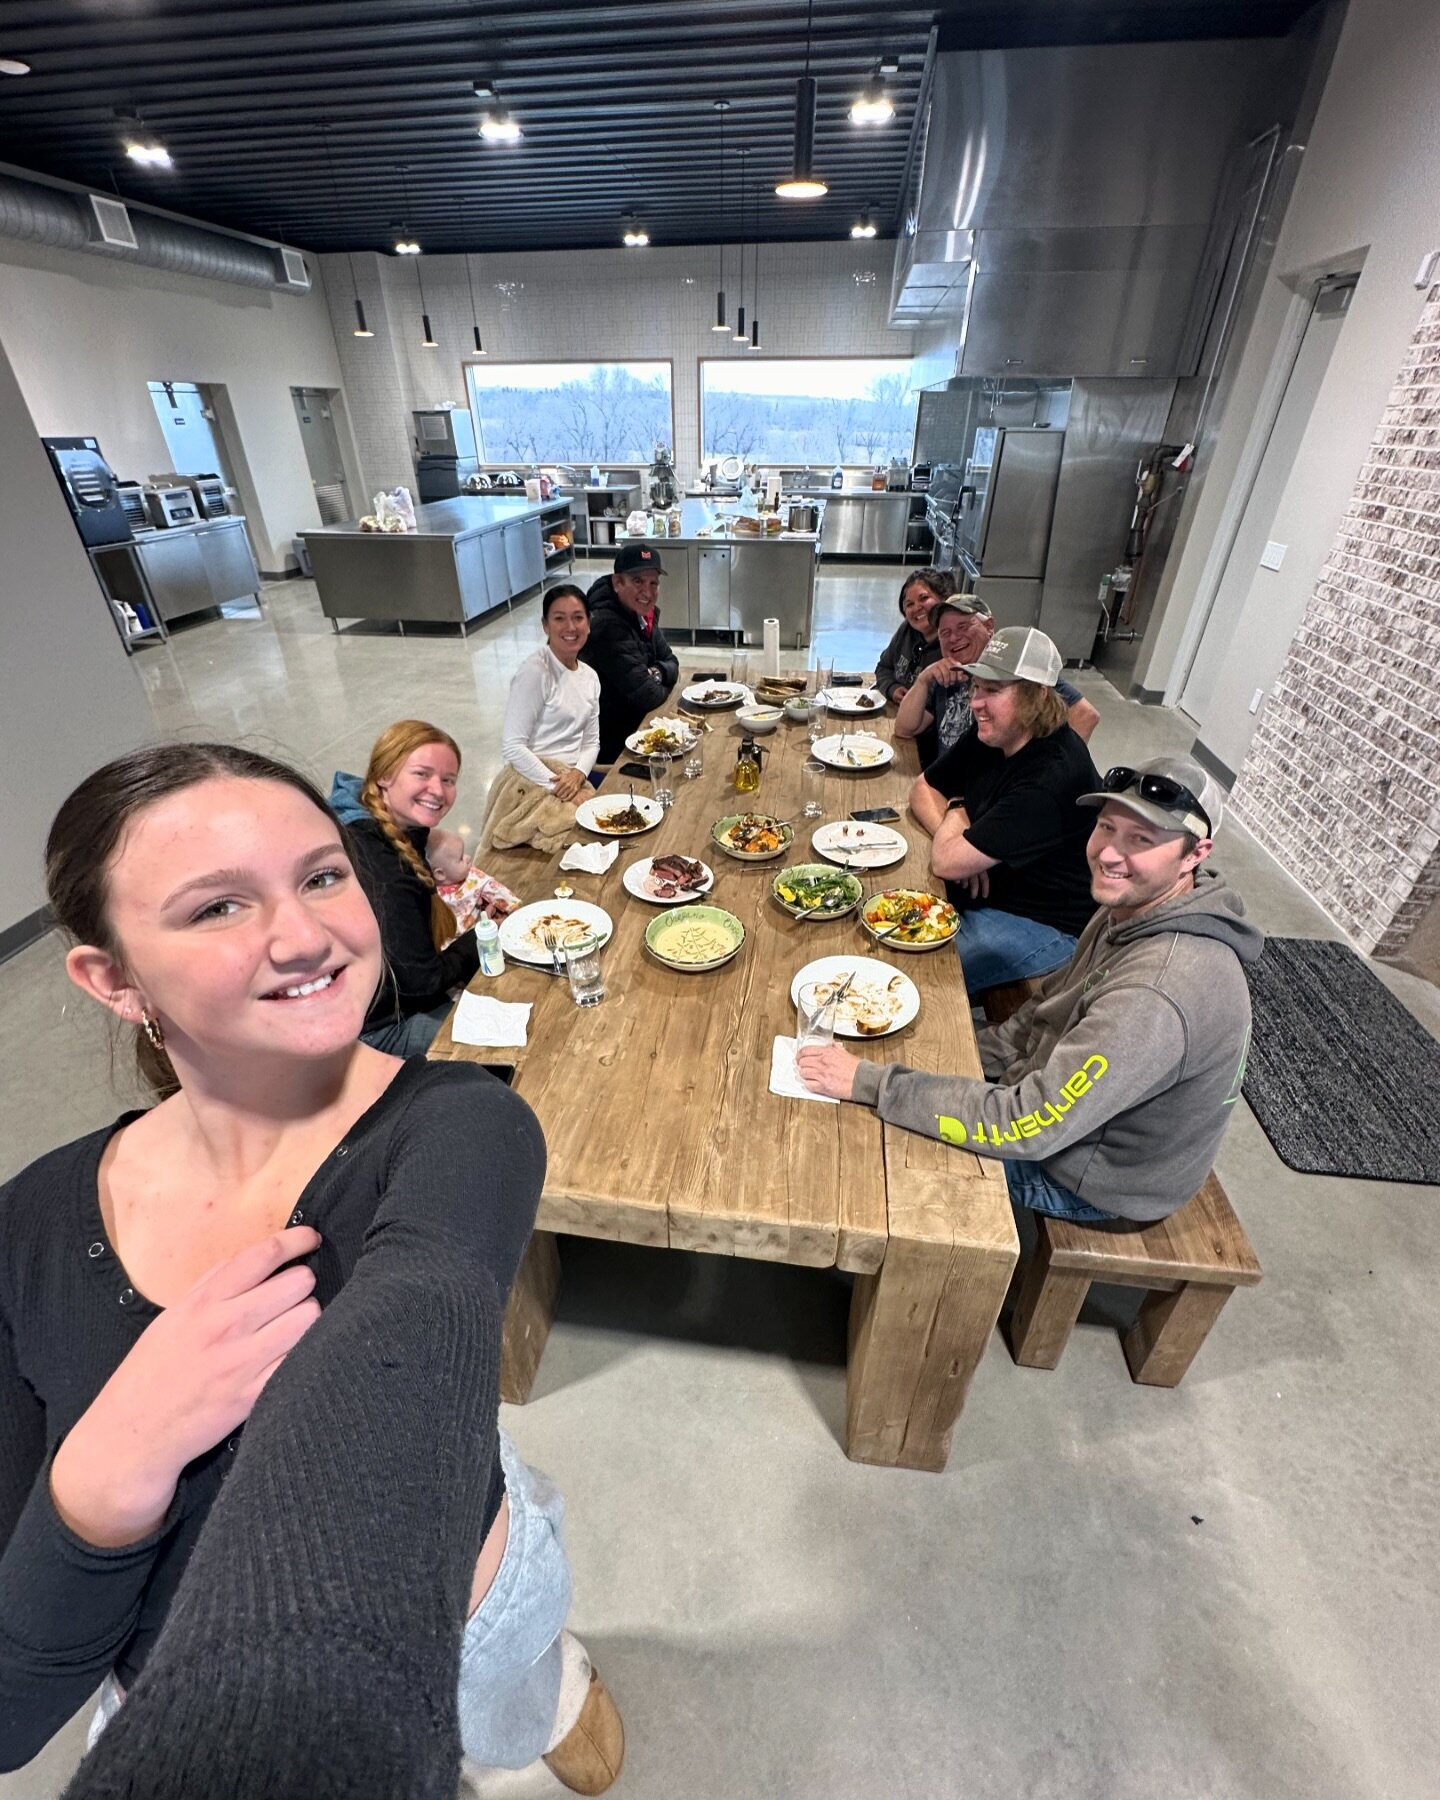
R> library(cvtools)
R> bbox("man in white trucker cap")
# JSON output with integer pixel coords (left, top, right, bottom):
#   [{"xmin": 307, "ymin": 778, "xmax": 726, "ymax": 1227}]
[{"xmin": 798, "ymin": 753, "xmax": 1262, "ymax": 1225}]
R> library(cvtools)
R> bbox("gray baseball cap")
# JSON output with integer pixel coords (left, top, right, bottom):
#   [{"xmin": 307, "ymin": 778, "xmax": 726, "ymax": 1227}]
[
  {"xmin": 960, "ymin": 625, "xmax": 1062, "ymax": 686},
  {"xmin": 1077, "ymin": 754, "xmax": 1223, "ymax": 839},
  {"xmin": 932, "ymin": 593, "xmax": 993, "ymax": 623}
]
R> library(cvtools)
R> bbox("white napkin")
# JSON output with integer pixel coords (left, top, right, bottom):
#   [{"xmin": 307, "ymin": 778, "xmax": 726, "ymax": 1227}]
[
  {"xmin": 769, "ymin": 1035, "xmax": 839, "ymax": 1104},
  {"xmin": 452, "ymin": 993, "xmax": 532, "ymax": 1049},
  {"xmin": 559, "ymin": 841, "xmax": 620, "ymax": 874}
]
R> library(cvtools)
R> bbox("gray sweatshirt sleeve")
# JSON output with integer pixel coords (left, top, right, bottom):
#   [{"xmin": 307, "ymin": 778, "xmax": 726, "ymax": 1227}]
[{"xmin": 850, "ymin": 983, "xmax": 1189, "ymax": 1160}]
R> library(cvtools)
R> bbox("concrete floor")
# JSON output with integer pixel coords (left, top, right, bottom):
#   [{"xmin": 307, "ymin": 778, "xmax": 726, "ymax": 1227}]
[{"xmin": 3, "ymin": 562, "xmax": 1437, "ymax": 1799}]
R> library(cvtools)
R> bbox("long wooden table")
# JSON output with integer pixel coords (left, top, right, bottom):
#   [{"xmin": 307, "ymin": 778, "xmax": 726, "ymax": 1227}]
[{"xmin": 431, "ymin": 700, "xmax": 1017, "ymax": 1471}]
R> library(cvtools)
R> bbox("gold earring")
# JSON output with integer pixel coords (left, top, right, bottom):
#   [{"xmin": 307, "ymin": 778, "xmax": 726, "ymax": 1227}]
[{"xmin": 140, "ymin": 1009, "xmax": 166, "ymax": 1051}]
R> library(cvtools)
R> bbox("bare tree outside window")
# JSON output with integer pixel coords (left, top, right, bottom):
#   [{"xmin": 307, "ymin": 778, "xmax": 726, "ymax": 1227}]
[
  {"xmin": 466, "ymin": 362, "xmax": 673, "ymax": 463},
  {"xmin": 700, "ymin": 358, "xmax": 916, "ymax": 467}
]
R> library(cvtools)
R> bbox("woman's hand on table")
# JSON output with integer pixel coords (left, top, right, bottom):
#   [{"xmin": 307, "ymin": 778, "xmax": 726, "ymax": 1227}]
[
  {"xmin": 795, "ymin": 1042, "xmax": 862, "ymax": 1101},
  {"xmin": 551, "ymin": 767, "xmax": 587, "ymax": 804}
]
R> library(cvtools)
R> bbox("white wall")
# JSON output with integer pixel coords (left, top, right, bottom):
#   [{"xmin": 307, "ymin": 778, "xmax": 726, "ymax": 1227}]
[
  {"xmin": 0, "ymin": 335, "xmax": 152, "ymax": 938},
  {"xmin": 0, "ymin": 238, "xmax": 359, "ymax": 571},
  {"xmin": 1136, "ymin": 0, "xmax": 1440, "ymax": 776},
  {"xmin": 318, "ymin": 238, "xmax": 908, "ymax": 497}
]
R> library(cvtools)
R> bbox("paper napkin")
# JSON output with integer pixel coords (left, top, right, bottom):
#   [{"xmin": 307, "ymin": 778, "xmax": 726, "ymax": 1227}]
[
  {"xmin": 452, "ymin": 992, "xmax": 533, "ymax": 1049},
  {"xmin": 559, "ymin": 841, "xmax": 620, "ymax": 874},
  {"xmin": 769, "ymin": 1035, "xmax": 839, "ymax": 1104}
]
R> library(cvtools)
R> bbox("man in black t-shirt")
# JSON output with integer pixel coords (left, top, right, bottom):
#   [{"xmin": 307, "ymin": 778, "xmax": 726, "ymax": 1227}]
[{"xmin": 910, "ymin": 626, "xmax": 1100, "ymax": 996}]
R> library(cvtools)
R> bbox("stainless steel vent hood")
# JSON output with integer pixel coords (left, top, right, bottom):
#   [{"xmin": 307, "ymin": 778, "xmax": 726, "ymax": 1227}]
[{"xmin": 894, "ymin": 41, "xmax": 1288, "ymax": 381}]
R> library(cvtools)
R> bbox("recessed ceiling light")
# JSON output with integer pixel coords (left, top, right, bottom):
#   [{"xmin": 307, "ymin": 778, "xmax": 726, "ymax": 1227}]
[
  {"xmin": 849, "ymin": 83, "xmax": 894, "ymax": 126},
  {"xmin": 125, "ymin": 139, "xmax": 173, "ymax": 169},
  {"xmin": 479, "ymin": 109, "xmax": 522, "ymax": 144},
  {"xmin": 0, "ymin": 57, "xmax": 31, "ymax": 76}
]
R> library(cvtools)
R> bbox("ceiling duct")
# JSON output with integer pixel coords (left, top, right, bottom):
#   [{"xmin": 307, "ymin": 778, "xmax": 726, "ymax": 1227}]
[
  {"xmin": 0, "ymin": 166, "xmax": 306, "ymax": 291},
  {"xmin": 892, "ymin": 41, "xmax": 1291, "ymax": 379}
]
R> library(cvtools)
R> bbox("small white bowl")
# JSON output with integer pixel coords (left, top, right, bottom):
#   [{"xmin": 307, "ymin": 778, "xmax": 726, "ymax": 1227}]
[{"xmin": 737, "ymin": 705, "xmax": 784, "ymax": 734}]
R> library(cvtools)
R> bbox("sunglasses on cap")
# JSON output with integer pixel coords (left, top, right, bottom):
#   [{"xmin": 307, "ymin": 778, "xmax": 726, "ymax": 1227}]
[{"xmin": 1100, "ymin": 766, "xmax": 1212, "ymax": 837}]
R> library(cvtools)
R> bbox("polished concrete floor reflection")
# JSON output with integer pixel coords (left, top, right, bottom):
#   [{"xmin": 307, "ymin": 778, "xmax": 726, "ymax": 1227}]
[{"xmin": 2, "ymin": 564, "xmax": 1437, "ymax": 1799}]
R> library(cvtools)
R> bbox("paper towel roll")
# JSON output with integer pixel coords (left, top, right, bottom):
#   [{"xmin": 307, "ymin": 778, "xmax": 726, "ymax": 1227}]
[{"xmin": 763, "ymin": 617, "xmax": 780, "ymax": 677}]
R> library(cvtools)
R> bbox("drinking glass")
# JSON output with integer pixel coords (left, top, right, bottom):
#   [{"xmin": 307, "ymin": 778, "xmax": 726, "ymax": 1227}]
[
  {"xmin": 801, "ymin": 757, "xmax": 826, "ymax": 820},
  {"xmin": 683, "ymin": 730, "xmax": 705, "ymax": 781},
  {"xmin": 564, "ymin": 936, "xmax": 606, "ymax": 1008},
  {"xmin": 808, "ymin": 691, "xmax": 828, "ymax": 747},
  {"xmin": 795, "ymin": 981, "xmax": 838, "ymax": 1049},
  {"xmin": 649, "ymin": 752, "xmax": 675, "ymax": 809}
]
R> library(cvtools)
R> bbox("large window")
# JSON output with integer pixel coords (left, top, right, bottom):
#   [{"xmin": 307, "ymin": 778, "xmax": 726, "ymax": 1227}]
[
  {"xmin": 700, "ymin": 357, "xmax": 917, "ymax": 467},
  {"xmin": 466, "ymin": 360, "xmax": 673, "ymax": 463}
]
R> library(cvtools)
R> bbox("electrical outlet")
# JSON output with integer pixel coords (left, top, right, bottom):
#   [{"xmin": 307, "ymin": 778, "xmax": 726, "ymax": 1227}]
[{"xmin": 1249, "ymin": 687, "xmax": 1265, "ymax": 714}]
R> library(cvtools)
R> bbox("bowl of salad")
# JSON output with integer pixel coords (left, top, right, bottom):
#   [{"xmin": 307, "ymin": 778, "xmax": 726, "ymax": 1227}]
[
  {"xmin": 859, "ymin": 888, "xmax": 960, "ymax": 952},
  {"xmin": 770, "ymin": 863, "xmax": 864, "ymax": 920}
]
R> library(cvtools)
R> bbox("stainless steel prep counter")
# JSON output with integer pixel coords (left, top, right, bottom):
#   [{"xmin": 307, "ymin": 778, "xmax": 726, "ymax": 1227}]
[
  {"xmin": 302, "ymin": 495, "xmax": 573, "ymax": 633},
  {"xmin": 631, "ymin": 499, "xmax": 820, "ymax": 647},
  {"xmin": 90, "ymin": 516, "xmax": 262, "ymax": 629}
]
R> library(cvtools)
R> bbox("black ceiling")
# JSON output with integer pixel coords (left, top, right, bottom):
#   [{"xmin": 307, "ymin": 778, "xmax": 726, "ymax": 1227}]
[{"xmin": 0, "ymin": 0, "xmax": 1318, "ymax": 256}]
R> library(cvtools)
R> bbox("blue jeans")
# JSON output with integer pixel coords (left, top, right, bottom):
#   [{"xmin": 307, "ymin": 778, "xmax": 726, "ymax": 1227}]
[
  {"xmin": 955, "ymin": 906, "xmax": 1076, "ymax": 994},
  {"xmin": 360, "ymin": 1000, "xmax": 453, "ymax": 1056},
  {"xmin": 1005, "ymin": 1158, "xmax": 1118, "ymax": 1223}
]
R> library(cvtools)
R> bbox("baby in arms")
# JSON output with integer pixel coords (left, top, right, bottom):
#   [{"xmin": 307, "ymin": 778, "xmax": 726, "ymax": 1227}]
[{"xmin": 425, "ymin": 828, "xmax": 518, "ymax": 934}]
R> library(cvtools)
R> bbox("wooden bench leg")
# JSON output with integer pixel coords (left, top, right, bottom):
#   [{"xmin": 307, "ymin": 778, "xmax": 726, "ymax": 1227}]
[
  {"xmin": 980, "ymin": 979, "xmax": 1040, "ymax": 1025},
  {"xmin": 501, "ymin": 1230, "xmax": 562, "ymax": 1404},
  {"xmin": 844, "ymin": 1235, "xmax": 1016, "ymax": 1472},
  {"xmin": 1007, "ymin": 1238, "xmax": 1090, "ymax": 1370},
  {"xmin": 1122, "ymin": 1281, "xmax": 1232, "ymax": 1387}
]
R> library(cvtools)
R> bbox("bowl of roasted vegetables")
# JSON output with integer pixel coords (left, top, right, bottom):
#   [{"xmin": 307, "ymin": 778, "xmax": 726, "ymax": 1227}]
[
  {"xmin": 859, "ymin": 888, "xmax": 960, "ymax": 952},
  {"xmin": 710, "ymin": 813, "xmax": 795, "ymax": 862}
]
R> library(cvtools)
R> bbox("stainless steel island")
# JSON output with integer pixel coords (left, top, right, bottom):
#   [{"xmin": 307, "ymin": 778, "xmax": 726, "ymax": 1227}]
[
  {"xmin": 302, "ymin": 495, "xmax": 573, "ymax": 634},
  {"xmin": 637, "ymin": 499, "xmax": 821, "ymax": 647}
]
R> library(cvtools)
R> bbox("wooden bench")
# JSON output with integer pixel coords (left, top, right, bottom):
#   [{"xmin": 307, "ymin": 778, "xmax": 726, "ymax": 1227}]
[
  {"xmin": 980, "ymin": 976, "xmax": 1045, "ymax": 1025},
  {"xmin": 1007, "ymin": 1172, "xmax": 1261, "ymax": 1386}
]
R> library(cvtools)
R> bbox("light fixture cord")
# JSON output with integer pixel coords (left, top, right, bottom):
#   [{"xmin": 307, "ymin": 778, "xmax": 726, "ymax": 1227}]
[
  {"xmin": 321, "ymin": 124, "xmax": 362, "ymax": 304},
  {"xmin": 804, "ymin": 0, "xmax": 814, "ymax": 77},
  {"xmin": 401, "ymin": 164, "xmax": 428, "ymax": 311},
  {"xmin": 718, "ymin": 103, "xmax": 726, "ymax": 291}
]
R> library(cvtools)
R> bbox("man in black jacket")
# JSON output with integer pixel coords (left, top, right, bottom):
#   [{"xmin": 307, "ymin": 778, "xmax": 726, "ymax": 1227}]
[{"xmin": 581, "ymin": 543, "xmax": 680, "ymax": 763}]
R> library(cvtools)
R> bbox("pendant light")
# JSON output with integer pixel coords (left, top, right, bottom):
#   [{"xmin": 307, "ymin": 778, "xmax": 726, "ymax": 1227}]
[
  {"xmin": 775, "ymin": 1, "xmax": 828, "ymax": 199},
  {"xmin": 751, "ymin": 228, "xmax": 762, "ymax": 350},
  {"xmin": 465, "ymin": 250, "xmax": 485, "ymax": 354},
  {"xmin": 733, "ymin": 149, "xmax": 748, "ymax": 342},
  {"xmin": 711, "ymin": 101, "xmax": 730, "ymax": 331},
  {"xmin": 323, "ymin": 124, "xmax": 372, "ymax": 337},
  {"xmin": 401, "ymin": 166, "xmax": 437, "ymax": 347}
]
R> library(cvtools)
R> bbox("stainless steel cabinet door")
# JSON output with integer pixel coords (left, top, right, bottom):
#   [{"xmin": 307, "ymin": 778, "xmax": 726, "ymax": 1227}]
[
  {"xmin": 481, "ymin": 529, "xmax": 509, "ymax": 606},
  {"xmin": 197, "ymin": 522, "xmax": 260, "ymax": 606},
  {"xmin": 697, "ymin": 546, "xmax": 731, "ymax": 628},
  {"xmin": 503, "ymin": 519, "xmax": 544, "ymax": 595},
  {"xmin": 137, "ymin": 531, "xmax": 212, "ymax": 622}
]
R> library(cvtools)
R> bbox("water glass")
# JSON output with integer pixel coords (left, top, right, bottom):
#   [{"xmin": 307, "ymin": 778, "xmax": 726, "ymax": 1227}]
[
  {"xmin": 649, "ymin": 752, "xmax": 676, "ymax": 809},
  {"xmin": 564, "ymin": 936, "xmax": 606, "ymax": 1008},
  {"xmin": 795, "ymin": 981, "xmax": 837, "ymax": 1049},
  {"xmin": 808, "ymin": 694, "xmax": 829, "ymax": 746},
  {"xmin": 682, "ymin": 726, "xmax": 705, "ymax": 780},
  {"xmin": 801, "ymin": 757, "xmax": 826, "ymax": 820}
]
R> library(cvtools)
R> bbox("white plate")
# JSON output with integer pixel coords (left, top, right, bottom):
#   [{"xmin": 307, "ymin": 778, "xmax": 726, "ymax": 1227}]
[
  {"xmin": 819, "ymin": 686, "xmax": 887, "ymax": 716},
  {"xmin": 682, "ymin": 680, "xmax": 752, "ymax": 709},
  {"xmin": 810, "ymin": 820, "xmax": 910, "ymax": 870},
  {"xmin": 811, "ymin": 733, "xmax": 894, "ymax": 771},
  {"xmin": 499, "ymin": 900, "xmax": 613, "ymax": 967},
  {"xmin": 622, "ymin": 856, "xmax": 715, "ymax": 905},
  {"xmin": 574, "ymin": 792, "xmax": 664, "ymax": 837},
  {"xmin": 789, "ymin": 955, "xmax": 920, "ymax": 1040},
  {"xmin": 624, "ymin": 717, "xmax": 698, "ymax": 756}
]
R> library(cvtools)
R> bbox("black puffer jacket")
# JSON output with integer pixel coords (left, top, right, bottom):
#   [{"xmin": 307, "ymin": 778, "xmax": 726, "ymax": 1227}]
[{"xmin": 580, "ymin": 580, "xmax": 680, "ymax": 762}]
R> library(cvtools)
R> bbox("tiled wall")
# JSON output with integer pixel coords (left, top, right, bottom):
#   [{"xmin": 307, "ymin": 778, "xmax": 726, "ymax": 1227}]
[
  {"xmin": 1229, "ymin": 280, "xmax": 1440, "ymax": 956},
  {"xmin": 317, "ymin": 238, "xmax": 905, "ymax": 498}
]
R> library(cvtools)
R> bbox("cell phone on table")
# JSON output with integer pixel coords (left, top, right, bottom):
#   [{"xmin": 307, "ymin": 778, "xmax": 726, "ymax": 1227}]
[
  {"xmin": 617, "ymin": 760, "xmax": 652, "ymax": 780},
  {"xmin": 851, "ymin": 806, "xmax": 901, "ymax": 824}
]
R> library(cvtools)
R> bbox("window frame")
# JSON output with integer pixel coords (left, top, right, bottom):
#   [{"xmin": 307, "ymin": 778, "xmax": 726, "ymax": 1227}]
[
  {"xmin": 462, "ymin": 355, "xmax": 676, "ymax": 466},
  {"xmin": 696, "ymin": 354, "xmax": 918, "ymax": 470}
]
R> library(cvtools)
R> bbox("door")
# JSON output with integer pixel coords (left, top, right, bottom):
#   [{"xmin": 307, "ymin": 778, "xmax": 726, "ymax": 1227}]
[
  {"xmin": 147, "ymin": 381, "xmax": 236, "ymax": 484},
  {"xmin": 1178, "ymin": 276, "xmax": 1355, "ymax": 722},
  {"xmin": 291, "ymin": 388, "xmax": 352, "ymax": 524},
  {"xmin": 978, "ymin": 429, "xmax": 1065, "ymax": 577}
]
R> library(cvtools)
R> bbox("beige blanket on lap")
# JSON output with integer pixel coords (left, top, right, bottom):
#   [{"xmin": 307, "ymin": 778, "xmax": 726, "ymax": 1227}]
[{"xmin": 478, "ymin": 759, "xmax": 578, "ymax": 855}]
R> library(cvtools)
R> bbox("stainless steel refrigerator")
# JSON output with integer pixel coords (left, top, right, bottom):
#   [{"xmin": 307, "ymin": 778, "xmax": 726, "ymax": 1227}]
[{"xmin": 954, "ymin": 426, "xmax": 1065, "ymax": 629}]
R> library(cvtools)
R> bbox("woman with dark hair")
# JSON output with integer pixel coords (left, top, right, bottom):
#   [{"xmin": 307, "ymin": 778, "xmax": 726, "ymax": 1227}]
[
  {"xmin": 873, "ymin": 568, "xmax": 954, "ymax": 703},
  {"xmin": 0, "ymin": 742, "xmax": 622, "ymax": 1796},
  {"xmin": 329, "ymin": 721, "xmax": 517, "ymax": 1057},
  {"xmin": 480, "ymin": 583, "xmax": 602, "ymax": 855}
]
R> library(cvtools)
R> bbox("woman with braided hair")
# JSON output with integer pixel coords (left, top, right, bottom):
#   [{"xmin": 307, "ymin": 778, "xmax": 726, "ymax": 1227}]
[{"xmin": 330, "ymin": 721, "xmax": 518, "ymax": 1055}]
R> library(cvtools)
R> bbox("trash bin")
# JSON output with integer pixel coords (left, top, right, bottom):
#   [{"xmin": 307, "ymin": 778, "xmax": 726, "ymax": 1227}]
[
  {"xmin": 293, "ymin": 536, "xmax": 314, "ymax": 578},
  {"xmin": 591, "ymin": 517, "xmax": 615, "ymax": 549}
]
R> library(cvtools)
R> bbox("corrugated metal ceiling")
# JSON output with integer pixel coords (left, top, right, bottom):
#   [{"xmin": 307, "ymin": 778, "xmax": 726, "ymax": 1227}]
[{"xmin": 0, "ymin": 0, "xmax": 1317, "ymax": 254}]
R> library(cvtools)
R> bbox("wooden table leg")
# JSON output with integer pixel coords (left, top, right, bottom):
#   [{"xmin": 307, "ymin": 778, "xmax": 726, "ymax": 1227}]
[
  {"xmin": 1122, "ymin": 1281, "xmax": 1233, "ymax": 1387},
  {"xmin": 1007, "ymin": 1237, "xmax": 1090, "ymax": 1369},
  {"xmin": 501, "ymin": 1230, "xmax": 562, "ymax": 1405},
  {"xmin": 844, "ymin": 1232, "xmax": 1016, "ymax": 1472}
]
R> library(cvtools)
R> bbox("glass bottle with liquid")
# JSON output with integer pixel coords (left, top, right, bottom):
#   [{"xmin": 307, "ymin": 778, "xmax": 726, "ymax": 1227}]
[{"xmin": 733, "ymin": 736, "xmax": 764, "ymax": 795}]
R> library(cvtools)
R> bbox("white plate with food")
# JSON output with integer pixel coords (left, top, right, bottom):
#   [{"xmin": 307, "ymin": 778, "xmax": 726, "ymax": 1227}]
[
  {"xmin": 644, "ymin": 905, "xmax": 746, "ymax": 972},
  {"xmin": 818, "ymin": 686, "xmax": 886, "ymax": 716},
  {"xmin": 810, "ymin": 819, "xmax": 910, "ymax": 870},
  {"xmin": 574, "ymin": 793, "xmax": 664, "ymax": 837},
  {"xmin": 499, "ymin": 900, "xmax": 614, "ymax": 968},
  {"xmin": 682, "ymin": 680, "xmax": 752, "ymax": 710},
  {"xmin": 789, "ymin": 955, "xmax": 920, "ymax": 1039},
  {"xmin": 625, "ymin": 717, "xmax": 698, "ymax": 757},
  {"xmin": 810, "ymin": 733, "xmax": 894, "ymax": 771},
  {"xmin": 622, "ymin": 853, "xmax": 715, "ymax": 905}
]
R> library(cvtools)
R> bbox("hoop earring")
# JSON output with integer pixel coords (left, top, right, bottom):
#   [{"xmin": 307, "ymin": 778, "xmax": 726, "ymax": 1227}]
[{"xmin": 140, "ymin": 1010, "xmax": 166, "ymax": 1051}]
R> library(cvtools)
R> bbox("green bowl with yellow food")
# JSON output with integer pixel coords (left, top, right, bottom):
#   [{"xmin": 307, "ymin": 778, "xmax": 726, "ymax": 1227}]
[{"xmin": 644, "ymin": 904, "xmax": 747, "ymax": 972}]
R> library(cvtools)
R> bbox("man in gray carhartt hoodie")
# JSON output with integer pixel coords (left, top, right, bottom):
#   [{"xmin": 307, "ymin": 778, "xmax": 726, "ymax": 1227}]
[{"xmin": 797, "ymin": 755, "xmax": 1262, "ymax": 1224}]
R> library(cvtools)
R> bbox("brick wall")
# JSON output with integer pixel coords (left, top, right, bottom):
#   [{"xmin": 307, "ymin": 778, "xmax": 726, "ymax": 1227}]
[
  {"xmin": 1229, "ymin": 282, "xmax": 1440, "ymax": 957},
  {"xmin": 317, "ymin": 238, "xmax": 905, "ymax": 497}
]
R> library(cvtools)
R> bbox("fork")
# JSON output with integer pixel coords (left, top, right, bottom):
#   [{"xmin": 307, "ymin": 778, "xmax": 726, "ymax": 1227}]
[{"xmin": 540, "ymin": 927, "xmax": 563, "ymax": 977}]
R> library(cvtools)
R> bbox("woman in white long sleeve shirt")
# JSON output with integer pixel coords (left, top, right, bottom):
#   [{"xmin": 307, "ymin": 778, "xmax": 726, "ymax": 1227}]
[{"xmin": 501, "ymin": 585, "xmax": 602, "ymax": 803}]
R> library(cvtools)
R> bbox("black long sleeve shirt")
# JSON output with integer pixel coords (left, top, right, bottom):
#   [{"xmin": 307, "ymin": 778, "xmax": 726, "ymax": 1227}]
[
  {"xmin": 0, "ymin": 1058, "xmax": 543, "ymax": 1775},
  {"xmin": 347, "ymin": 815, "xmax": 481, "ymax": 1026}
]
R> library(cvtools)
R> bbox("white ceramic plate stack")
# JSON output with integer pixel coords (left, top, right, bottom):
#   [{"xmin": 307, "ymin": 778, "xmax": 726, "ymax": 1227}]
[
  {"xmin": 818, "ymin": 686, "xmax": 887, "ymax": 716},
  {"xmin": 810, "ymin": 733, "xmax": 894, "ymax": 771},
  {"xmin": 810, "ymin": 820, "xmax": 909, "ymax": 870},
  {"xmin": 622, "ymin": 856, "xmax": 716, "ymax": 905},
  {"xmin": 499, "ymin": 900, "xmax": 614, "ymax": 967},
  {"xmin": 789, "ymin": 955, "xmax": 920, "ymax": 1039},
  {"xmin": 574, "ymin": 793, "xmax": 665, "ymax": 836}
]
